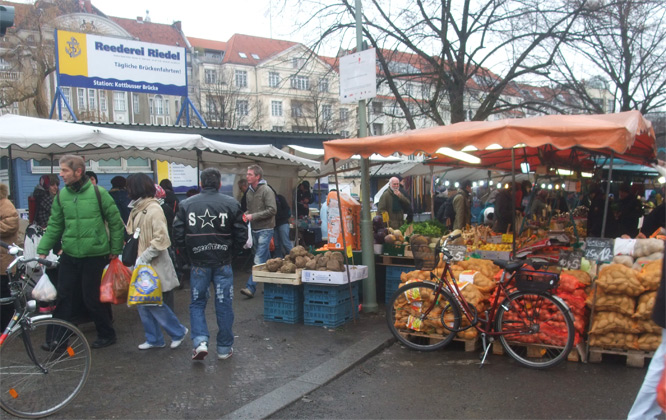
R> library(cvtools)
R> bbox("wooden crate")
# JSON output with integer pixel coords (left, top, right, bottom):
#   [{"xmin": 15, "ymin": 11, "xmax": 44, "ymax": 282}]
[
  {"xmin": 588, "ymin": 347, "xmax": 654, "ymax": 368},
  {"xmin": 492, "ymin": 341, "xmax": 583, "ymax": 363},
  {"xmin": 252, "ymin": 264, "xmax": 302, "ymax": 285}
]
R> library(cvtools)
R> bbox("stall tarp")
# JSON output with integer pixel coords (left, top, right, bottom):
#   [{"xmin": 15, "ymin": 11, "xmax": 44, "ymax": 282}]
[
  {"xmin": 323, "ymin": 111, "xmax": 656, "ymax": 165},
  {"xmin": 0, "ymin": 114, "xmax": 320, "ymax": 176}
]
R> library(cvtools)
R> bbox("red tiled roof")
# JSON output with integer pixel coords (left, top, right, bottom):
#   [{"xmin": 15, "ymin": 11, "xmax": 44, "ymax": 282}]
[
  {"xmin": 319, "ymin": 56, "xmax": 339, "ymax": 72},
  {"xmin": 222, "ymin": 34, "xmax": 297, "ymax": 65},
  {"xmin": 109, "ymin": 16, "xmax": 187, "ymax": 47},
  {"xmin": 188, "ymin": 36, "xmax": 226, "ymax": 51}
]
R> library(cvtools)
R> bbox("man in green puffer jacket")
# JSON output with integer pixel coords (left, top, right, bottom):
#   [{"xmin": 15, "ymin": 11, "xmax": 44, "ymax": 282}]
[{"xmin": 38, "ymin": 155, "xmax": 124, "ymax": 349}]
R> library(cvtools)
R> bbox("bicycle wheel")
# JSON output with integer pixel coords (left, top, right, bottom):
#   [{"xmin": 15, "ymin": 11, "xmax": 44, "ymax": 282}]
[
  {"xmin": 386, "ymin": 281, "xmax": 461, "ymax": 351},
  {"xmin": 0, "ymin": 318, "xmax": 91, "ymax": 418},
  {"xmin": 495, "ymin": 291, "xmax": 574, "ymax": 369}
]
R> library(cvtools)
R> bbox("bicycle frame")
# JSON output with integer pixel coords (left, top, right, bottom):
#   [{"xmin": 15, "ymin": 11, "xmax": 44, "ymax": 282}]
[{"xmin": 426, "ymin": 255, "xmax": 532, "ymax": 338}]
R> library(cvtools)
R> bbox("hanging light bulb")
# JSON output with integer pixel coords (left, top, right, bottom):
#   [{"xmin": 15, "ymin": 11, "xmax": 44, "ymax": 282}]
[
  {"xmin": 489, "ymin": 180, "xmax": 494, "ymax": 186},
  {"xmin": 473, "ymin": 182, "xmax": 478, "ymax": 188},
  {"xmin": 548, "ymin": 184, "xmax": 553, "ymax": 190},
  {"xmin": 444, "ymin": 180, "xmax": 450, "ymax": 186},
  {"xmin": 454, "ymin": 182, "xmax": 460, "ymax": 188},
  {"xmin": 541, "ymin": 183, "xmax": 546, "ymax": 189},
  {"xmin": 479, "ymin": 180, "xmax": 485, "ymax": 186}
]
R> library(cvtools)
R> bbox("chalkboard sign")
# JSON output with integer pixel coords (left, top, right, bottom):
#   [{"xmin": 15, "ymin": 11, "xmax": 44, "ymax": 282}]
[
  {"xmin": 448, "ymin": 245, "xmax": 467, "ymax": 262},
  {"xmin": 584, "ymin": 237, "xmax": 614, "ymax": 262},
  {"xmin": 558, "ymin": 249, "xmax": 584, "ymax": 270}
]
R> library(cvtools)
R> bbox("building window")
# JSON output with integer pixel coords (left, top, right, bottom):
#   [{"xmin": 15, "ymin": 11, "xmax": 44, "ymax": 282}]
[
  {"xmin": 290, "ymin": 75, "xmax": 309, "ymax": 90},
  {"xmin": 292, "ymin": 57, "xmax": 304, "ymax": 69},
  {"xmin": 205, "ymin": 69, "xmax": 217, "ymax": 84},
  {"xmin": 236, "ymin": 99, "xmax": 249, "ymax": 116},
  {"xmin": 291, "ymin": 102, "xmax": 303, "ymax": 117},
  {"xmin": 153, "ymin": 95, "xmax": 164, "ymax": 115},
  {"xmin": 372, "ymin": 101, "xmax": 383, "ymax": 114},
  {"xmin": 340, "ymin": 130, "xmax": 350, "ymax": 138},
  {"xmin": 251, "ymin": 53, "xmax": 260, "ymax": 60},
  {"xmin": 271, "ymin": 100, "xmax": 283, "ymax": 117},
  {"xmin": 113, "ymin": 92, "xmax": 126, "ymax": 112},
  {"xmin": 132, "ymin": 93, "xmax": 139, "ymax": 114},
  {"xmin": 268, "ymin": 72, "xmax": 280, "ymax": 87},
  {"xmin": 340, "ymin": 108, "xmax": 349, "ymax": 121},
  {"xmin": 238, "ymin": 52, "xmax": 247, "ymax": 58},
  {"xmin": 319, "ymin": 78, "xmax": 329, "ymax": 93},
  {"xmin": 372, "ymin": 123, "xmax": 383, "ymax": 135},
  {"xmin": 272, "ymin": 126, "xmax": 284, "ymax": 131},
  {"xmin": 78, "ymin": 88, "xmax": 86, "ymax": 109},
  {"xmin": 235, "ymin": 70, "xmax": 248, "ymax": 88},
  {"xmin": 87, "ymin": 89, "xmax": 96, "ymax": 110},
  {"xmin": 99, "ymin": 91, "xmax": 107, "ymax": 112},
  {"xmin": 322, "ymin": 104, "xmax": 332, "ymax": 120}
]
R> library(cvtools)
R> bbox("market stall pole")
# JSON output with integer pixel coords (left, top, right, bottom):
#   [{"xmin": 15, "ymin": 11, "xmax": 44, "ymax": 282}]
[{"xmin": 354, "ymin": 0, "xmax": 377, "ymax": 313}]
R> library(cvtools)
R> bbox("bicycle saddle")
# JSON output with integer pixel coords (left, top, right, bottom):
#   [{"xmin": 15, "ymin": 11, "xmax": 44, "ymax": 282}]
[{"xmin": 491, "ymin": 259, "xmax": 525, "ymax": 272}]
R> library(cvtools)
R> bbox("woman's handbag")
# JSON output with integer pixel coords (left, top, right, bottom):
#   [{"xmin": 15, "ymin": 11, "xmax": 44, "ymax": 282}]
[{"xmin": 121, "ymin": 227, "xmax": 140, "ymax": 267}]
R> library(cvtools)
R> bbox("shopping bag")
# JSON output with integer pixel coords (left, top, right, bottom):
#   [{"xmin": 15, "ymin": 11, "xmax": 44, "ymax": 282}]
[
  {"xmin": 32, "ymin": 272, "xmax": 57, "ymax": 301},
  {"xmin": 244, "ymin": 223, "xmax": 253, "ymax": 249},
  {"xmin": 127, "ymin": 264, "xmax": 163, "ymax": 306},
  {"xmin": 100, "ymin": 257, "xmax": 132, "ymax": 304}
]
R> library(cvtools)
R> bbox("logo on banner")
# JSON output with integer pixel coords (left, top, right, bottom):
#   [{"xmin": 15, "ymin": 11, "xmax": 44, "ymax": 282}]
[{"xmin": 65, "ymin": 37, "xmax": 82, "ymax": 58}]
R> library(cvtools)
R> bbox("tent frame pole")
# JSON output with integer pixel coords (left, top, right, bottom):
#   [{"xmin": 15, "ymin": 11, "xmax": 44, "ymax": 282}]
[{"xmin": 601, "ymin": 151, "xmax": 615, "ymax": 238}]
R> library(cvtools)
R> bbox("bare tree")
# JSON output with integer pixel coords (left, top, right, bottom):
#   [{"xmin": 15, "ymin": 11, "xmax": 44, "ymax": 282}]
[
  {"xmin": 551, "ymin": 0, "xmax": 666, "ymax": 114},
  {"xmin": 287, "ymin": 0, "xmax": 588, "ymax": 126}
]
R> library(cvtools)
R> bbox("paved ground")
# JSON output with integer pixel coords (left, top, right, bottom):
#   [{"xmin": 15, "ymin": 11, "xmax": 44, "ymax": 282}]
[{"xmin": 5, "ymin": 261, "xmax": 657, "ymax": 419}]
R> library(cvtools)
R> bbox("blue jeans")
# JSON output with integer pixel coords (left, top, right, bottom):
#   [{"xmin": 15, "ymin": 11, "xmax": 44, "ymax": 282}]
[
  {"xmin": 273, "ymin": 223, "xmax": 293, "ymax": 259},
  {"xmin": 189, "ymin": 265, "xmax": 234, "ymax": 355},
  {"xmin": 137, "ymin": 304, "xmax": 187, "ymax": 346},
  {"xmin": 628, "ymin": 329, "xmax": 666, "ymax": 419},
  {"xmin": 245, "ymin": 229, "xmax": 273, "ymax": 294}
]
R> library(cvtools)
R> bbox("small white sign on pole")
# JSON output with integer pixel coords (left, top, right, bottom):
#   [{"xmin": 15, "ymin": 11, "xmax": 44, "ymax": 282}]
[{"xmin": 339, "ymin": 48, "xmax": 376, "ymax": 104}]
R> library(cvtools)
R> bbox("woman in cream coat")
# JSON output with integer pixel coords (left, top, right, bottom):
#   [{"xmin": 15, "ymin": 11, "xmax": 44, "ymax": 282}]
[{"xmin": 126, "ymin": 174, "xmax": 188, "ymax": 350}]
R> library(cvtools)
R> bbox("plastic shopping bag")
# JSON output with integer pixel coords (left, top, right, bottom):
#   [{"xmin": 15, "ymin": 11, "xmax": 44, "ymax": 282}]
[
  {"xmin": 32, "ymin": 272, "xmax": 57, "ymax": 301},
  {"xmin": 244, "ymin": 223, "xmax": 253, "ymax": 249},
  {"xmin": 127, "ymin": 264, "xmax": 163, "ymax": 306},
  {"xmin": 100, "ymin": 257, "xmax": 132, "ymax": 304}
]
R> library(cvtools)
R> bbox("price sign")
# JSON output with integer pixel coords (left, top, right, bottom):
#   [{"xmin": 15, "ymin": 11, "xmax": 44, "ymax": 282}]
[
  {"xmin": 584, "ymin": 238, "xmax": 614, "ymax": 262},
  {"xmin": 448, "ymin": 245, "xmax": 467, "ymax": 262},
  {"xmin": 558, "ymin": 250, "xmax": 583, "ymax": 270}
]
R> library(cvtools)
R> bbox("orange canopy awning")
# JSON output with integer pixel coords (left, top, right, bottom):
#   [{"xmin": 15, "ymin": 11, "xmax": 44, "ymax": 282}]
[{"xmin": 323, "ymin": 111, "xmax": 656, "ymax": 165}]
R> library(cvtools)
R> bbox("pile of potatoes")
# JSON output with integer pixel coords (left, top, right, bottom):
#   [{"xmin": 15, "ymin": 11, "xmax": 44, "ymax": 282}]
[{"xmin": 259, "ymin": 246, "xmax": 346, "ymax": 274}]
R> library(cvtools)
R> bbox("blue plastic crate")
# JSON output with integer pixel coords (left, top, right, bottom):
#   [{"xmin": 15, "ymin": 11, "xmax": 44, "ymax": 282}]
[
  {"xmin": 386, "ymin": 266, "xmax": 413, "ymax": 281},
  {"xmin": 263, "ymin": 297, "xmax": 303, "ymax": 324},
  {"xmin": 385, "ymin": 277, "xmax": 403, "ymax": 304},
  {"xmin": 303, "ymin": 299, "xmax": 359, "ymax": 328},
  {"xmin": 304, "ymin": 283, "xmax": 359, "ymax": 306},
  {"xmin": 264, "ymin": 283, "xmax": 303, "ymax": 304}
]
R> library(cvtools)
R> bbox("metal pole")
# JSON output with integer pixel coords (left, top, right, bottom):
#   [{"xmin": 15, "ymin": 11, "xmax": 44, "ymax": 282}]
[
  {"xmin": 511, "ymin": 148, "xmax": 516, "ymax": 255},
  {"xmin": 601, "ymin": 151, "xmax": 614, "ymax": 238},
  {"xmin": 7, "ymin": 145, "xmax": 15, "ymax": 204},
  {"xmin": 355, "ymin": 0, "xmax": 377, "ymax": 313}
]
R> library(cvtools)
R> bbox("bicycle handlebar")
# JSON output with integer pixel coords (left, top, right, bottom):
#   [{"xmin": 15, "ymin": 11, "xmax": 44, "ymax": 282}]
[{"xmin": 1, "ymin": 240, "xmax": 55, "ymax": 268}]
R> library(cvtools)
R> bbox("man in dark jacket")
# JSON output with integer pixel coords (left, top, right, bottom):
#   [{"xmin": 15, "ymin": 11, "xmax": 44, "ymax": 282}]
[
  {"xmin": 173, "ymin": 168, "xmax": 247, "ymax": 361},
  {"xmin": 616, "ymin": 183, "xmax": 643, "ymax": 237},
  {"xmin": 37, "ymin": 155, "xmax": 124, "ymax": 349}
]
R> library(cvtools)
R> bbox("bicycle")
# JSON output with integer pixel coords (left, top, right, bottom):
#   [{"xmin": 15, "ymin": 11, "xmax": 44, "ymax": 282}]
[
  {"xmin": 386, "ymin": 234, "xmax": 575, "ymax": 369},
  {"xmin": 0, "ymin": 241, "xmax": 91, "ymax": 418}
]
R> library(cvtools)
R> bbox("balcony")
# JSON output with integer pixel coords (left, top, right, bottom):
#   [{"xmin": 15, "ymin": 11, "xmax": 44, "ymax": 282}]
[{"xmin": 0, "ymin": 71, "xmax": 20, "ymax": 81}]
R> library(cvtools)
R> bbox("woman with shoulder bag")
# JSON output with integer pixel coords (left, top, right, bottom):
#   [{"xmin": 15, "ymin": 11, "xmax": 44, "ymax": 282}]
[{"xmin": 126, "ymin": 174, "xmax": 188, "ymax": 350}]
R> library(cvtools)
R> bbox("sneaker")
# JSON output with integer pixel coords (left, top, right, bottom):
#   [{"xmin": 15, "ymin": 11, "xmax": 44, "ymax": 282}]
[
  {"xmin": 192, "ymin": 341, "xmax": 208, "ymax": 360},
  {"xmin": 240, "ymin": 288, "xmax": 254, "ymax": 298},
  {"xmin": 138, "ymin": 342, "xmax": 166, "ymax": 350},
  {"xmin": 171, "ymin": 327, "xmax": 188, "ymax": 349},
  {"xmin": 218, "ymin": 348, "xmax": 233, "ymax": 360}
]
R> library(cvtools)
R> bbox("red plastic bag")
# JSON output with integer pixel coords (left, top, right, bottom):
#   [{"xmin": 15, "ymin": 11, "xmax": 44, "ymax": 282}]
[
  {"xmin": 269, "ymin": 237, "xmax": 275, "ymax": 252},
  {"xmin": 100, "ymin": 257, "xmax": 132, "ymax": 304}
]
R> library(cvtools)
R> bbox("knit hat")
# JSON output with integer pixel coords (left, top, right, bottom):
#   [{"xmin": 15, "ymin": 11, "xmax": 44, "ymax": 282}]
[{"xmin": 154, "ymin": 184, "xmax": 166, "ymax": 199}]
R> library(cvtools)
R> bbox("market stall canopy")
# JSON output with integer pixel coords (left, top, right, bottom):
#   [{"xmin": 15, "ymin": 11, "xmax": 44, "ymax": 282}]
[
  {"xmin": 0, "ymin": 114, "xmax": 320, "ymax": 177},
  {"xmin": 323, "ymin": 111, "xmax": 656, "ymax": 166},
  {"xmin": 287, "ymin": 144, "xmax": 404, "ymax": 176}
]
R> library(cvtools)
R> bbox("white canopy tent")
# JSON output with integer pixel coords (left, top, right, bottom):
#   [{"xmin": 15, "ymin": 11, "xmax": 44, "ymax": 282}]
[{"xmin": 0, "ymin": 114, "xmax": 320, "ymax": 179}]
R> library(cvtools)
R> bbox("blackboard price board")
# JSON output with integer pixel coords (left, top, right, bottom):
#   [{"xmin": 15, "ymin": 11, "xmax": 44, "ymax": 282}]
[
  {"xmin": 558, "ymin": 250, "xmax": 583, "ymax": 270},
  {"xmin": 584, "ymin": 238, "xmax": 614, "ymax": 262},
  {"xmin": 448, "ymin": 245, "xmax": 467, "ymax": 262}
]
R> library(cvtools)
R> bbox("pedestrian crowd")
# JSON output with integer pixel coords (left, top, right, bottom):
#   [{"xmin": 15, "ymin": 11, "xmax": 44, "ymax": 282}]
[{"xmin": 0, "ymin": 156, "xmax": 302, "ymax": 362}]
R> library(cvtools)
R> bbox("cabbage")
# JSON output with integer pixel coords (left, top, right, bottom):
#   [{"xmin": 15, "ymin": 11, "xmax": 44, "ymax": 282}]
[{"xmin": 374, "ymin": 228, "xmax": 388, "ymax": 244}]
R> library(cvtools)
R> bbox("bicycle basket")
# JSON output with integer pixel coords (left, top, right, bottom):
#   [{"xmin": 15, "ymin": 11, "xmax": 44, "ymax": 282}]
[
  {"xmin": 514, "ymin": 270, "xmax": 559, "ymax": 293},
  {"xmin": 410, "ymin": 237, "xmax": 437, "ymax": 271}
]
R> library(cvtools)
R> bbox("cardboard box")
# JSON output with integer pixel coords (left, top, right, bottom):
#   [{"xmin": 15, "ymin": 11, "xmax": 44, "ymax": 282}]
[
  {"xmin": 252, "ymin": 264, "xmax": 302, "ymax": 285},
  {"xmin": 302, "ymin": 265, "xmax": 369, "ymax": 285}
]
